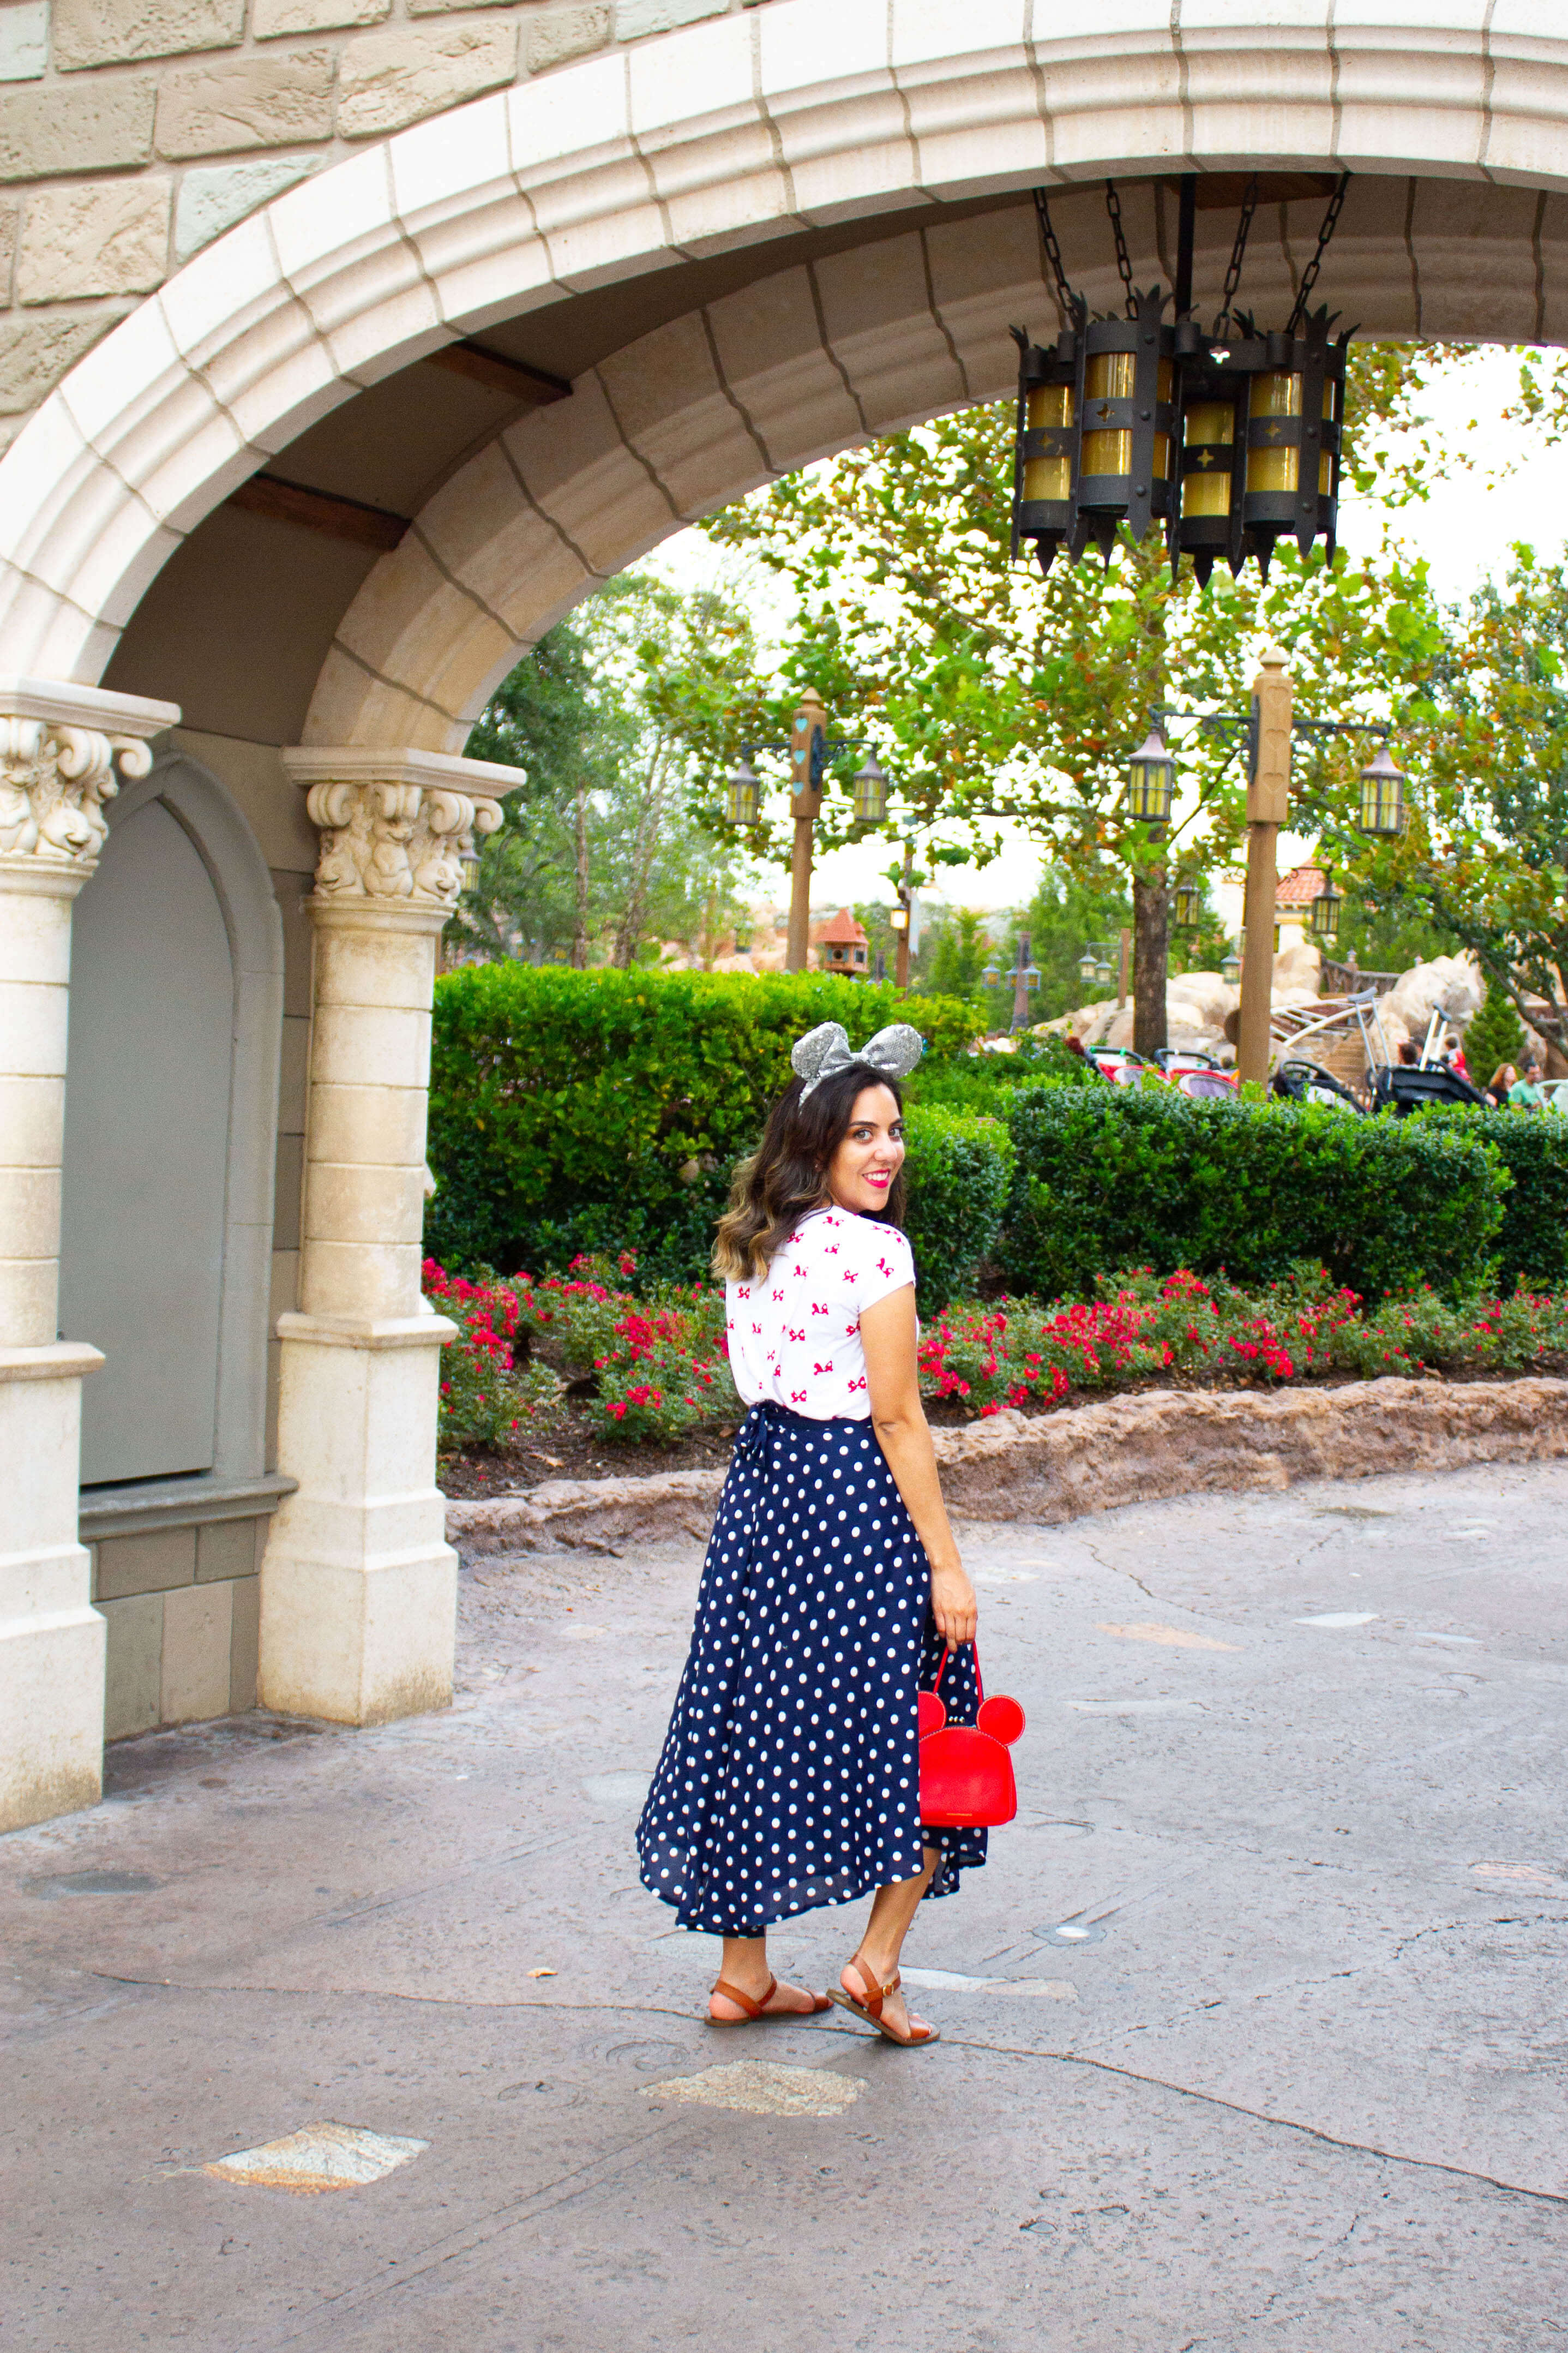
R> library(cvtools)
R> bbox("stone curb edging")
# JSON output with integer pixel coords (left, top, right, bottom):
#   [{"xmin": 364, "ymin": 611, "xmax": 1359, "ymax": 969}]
[{"xmin": 445, "ymin": 1375, "xmax": 1568, "ymax": 1553}]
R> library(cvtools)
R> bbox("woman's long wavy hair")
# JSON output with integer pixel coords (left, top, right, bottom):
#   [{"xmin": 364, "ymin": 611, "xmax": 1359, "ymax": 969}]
[{"xmin": 712, "ymin": 1064, "xmax": 906, "ymax": 1282}]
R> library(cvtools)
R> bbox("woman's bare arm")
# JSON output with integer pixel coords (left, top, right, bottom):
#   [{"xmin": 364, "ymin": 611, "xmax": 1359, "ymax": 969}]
[{"xmin": 860, "ymin": 1284, "xmax": 977, "ymax": 1647}]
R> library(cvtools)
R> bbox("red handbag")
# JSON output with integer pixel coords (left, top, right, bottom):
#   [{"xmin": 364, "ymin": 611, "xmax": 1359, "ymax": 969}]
[{"xmin": 918, "ymin": 1644, "xmax": 1024, "ymax": 1828}]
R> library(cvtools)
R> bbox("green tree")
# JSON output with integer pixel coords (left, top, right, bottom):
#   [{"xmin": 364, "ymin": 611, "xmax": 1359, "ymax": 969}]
[
  {"xmin": 928, "ymin": 908, "xmax": 994, "ymax": 1001},
  {"xmin": 1014, "ymin": 866, "xmax": 1132, "ymax": 1021},
  {"xmin": 456, "ymin": 573, "xmax": 761, "ymax": 968},
  {"xmin": 1464, "ymin": 981, "xmax": 1528, "ymax": 1085},
  {"xmin": 700, "ymin": 378, "xmax": 1452, "ymax": 1056},
  {"xmin": 1355, "ymin": 547, "xmax": 1568, "ymax": 1068}
]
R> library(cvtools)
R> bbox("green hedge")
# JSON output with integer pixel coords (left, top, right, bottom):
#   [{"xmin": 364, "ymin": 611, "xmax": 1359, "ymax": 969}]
[
  {"xmin": 1423, "ymin": 1104, "xmax": 1568, "ymax": 1291},
  {"xmin": 426, "ymin": 967, "xmax": 1568, "ymax": 1303},
  {"xmin": 998, "ymin": 1084, "xmax": 1507, "ymax": 1303},
  {"xmin": 425, "ymin": 965, "xmax": 982, "ymax": 1280},
  {"xmin": 901, "ymin": 1105, "xmax": 1016, "ymax": 1312}
]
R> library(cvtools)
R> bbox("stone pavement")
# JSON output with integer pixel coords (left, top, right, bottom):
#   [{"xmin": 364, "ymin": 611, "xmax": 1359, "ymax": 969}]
[{"xmin": 5, "ymin": 1464, "xmax": 1568, "ymax": 2351}]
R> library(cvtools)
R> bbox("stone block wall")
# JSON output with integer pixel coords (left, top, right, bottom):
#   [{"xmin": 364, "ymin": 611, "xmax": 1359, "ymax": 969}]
[
  {"xmin": 94, "ymin": 1514, "xmax": 269, "ymax": 1738},
  {"xmin": 0, "ymin": 0, "xmax": 774, "ymax": 449}
]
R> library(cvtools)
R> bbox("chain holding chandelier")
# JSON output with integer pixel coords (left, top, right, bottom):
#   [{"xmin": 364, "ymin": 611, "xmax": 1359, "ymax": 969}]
[{"xmin": 1011, "ymin": 172, "xmax": 1353, "ymax": 584}]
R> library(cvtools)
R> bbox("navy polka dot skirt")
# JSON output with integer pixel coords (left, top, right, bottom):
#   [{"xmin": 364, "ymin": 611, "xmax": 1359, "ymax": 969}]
[{"xmin": 636, "ymin": 1401, "xmax": 987, "ymax": 1937}]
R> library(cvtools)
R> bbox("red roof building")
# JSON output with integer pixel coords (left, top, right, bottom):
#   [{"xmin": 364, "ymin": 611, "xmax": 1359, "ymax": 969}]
[
  {"xmin": 1275, "ymin": 864, "xmax": 1326, "ymax": 908},
  {"xmin": 818, "ymin": 907, "xmax": 869, "ymax": 977}
]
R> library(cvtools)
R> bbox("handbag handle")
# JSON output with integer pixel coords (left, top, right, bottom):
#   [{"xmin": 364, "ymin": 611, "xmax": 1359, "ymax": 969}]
[{"xmin": 933, "ymin": 1642, "xmax": 985, "ymax": 1707}]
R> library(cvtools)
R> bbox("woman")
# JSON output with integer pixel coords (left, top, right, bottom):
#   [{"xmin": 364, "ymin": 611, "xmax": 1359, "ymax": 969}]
[
  {"xmin": 1487, "ymin": 1062, "xmax": 1518, "ymax": 1107},
  {"xmin": 636, "ymin": 1020, "xmax": 982, "ymax": 2049}
]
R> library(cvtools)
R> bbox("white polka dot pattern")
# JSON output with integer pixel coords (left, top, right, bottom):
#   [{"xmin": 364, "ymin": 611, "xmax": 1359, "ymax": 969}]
[{"xmin": 636, "ymin": 1403, "xmax": 986, "ymax": 1936}]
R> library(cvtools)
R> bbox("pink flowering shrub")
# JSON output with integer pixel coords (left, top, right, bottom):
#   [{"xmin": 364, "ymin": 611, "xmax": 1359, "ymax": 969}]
[
  {"xmin": 425, "ymin": 1252, "xmax": 739, "ymax": 1450},
  {"xmin": 426, "ymin": 1253, "xmax": 1568, "ymax": 1451},
  {"xmin": 423, "ymin": 1259, "xmax": 565, "ymax": 1456},
  {"xmin": 912, "ymin": 1262, "xmax": 1566, "ymax": 1417}
]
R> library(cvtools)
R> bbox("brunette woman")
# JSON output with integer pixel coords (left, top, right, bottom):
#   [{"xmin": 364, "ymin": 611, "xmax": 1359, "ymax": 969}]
[{"xmin": 636, "ymin": 1021, "xmax": 981, "ymax": 2048}]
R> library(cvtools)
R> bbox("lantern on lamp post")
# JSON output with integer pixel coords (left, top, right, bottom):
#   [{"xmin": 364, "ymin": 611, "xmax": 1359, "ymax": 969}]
[
  {"xmin": 1126, "ymin": 726, "xmax": 1176, "ymax": 827},
  {"xmin": 852, "ymin": 753, "xmax": 889, "ymax": 824},
  {"xmin": 1172, "ymin": 877, "xmax": 1204, "ymax": 929},
  {"xmin": 1222, "ymin": 943, "xmax": 1241, "ymax": 985},
  {"xmin": 725, "ymin": 755, "xmax": 762, "ymax": 828},
  {"xmin": 1357, "ymin": 744, "xmax": 1407, "ymax": 836},
  {"xmin": 1309, "ymin": 867, "xmax": 1342, "ymax": 941}
]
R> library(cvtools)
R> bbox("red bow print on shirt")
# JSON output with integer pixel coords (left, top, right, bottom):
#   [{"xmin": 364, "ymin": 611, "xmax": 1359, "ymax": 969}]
[
  {"xmin": 848, "ymin": 1375, "xmax": 867, "ymax": 1392},
  {"xmin": 772, "ymin": 1288, "xmax": 784, "ymax": 1301},
  {"xmin": 787, "ymin": 1327, "xmax": 805, "ymax": 1343},
  {"xmin": 813, "ymin": 1361, "xmax": 834, "ymax": 1376},
  {"xmin": 810, "ymin": 1302, "xmax": 829, "ymax": 1316},
  {"xmin": 791, "ymin": 1389, "xmax": 807, "ymax": 1404}
]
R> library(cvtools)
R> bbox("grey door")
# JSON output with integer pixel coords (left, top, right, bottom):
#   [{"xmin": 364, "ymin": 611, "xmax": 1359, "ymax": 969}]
[{"xmin": 59, "ymin": 797, "xmax": 235, "ymax": 1485}]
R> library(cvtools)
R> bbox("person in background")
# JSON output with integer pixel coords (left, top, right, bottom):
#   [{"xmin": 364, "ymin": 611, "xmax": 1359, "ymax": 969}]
[
  {"xmin": 1397, "ymin": 1040, "xmax": 1419, "ymax": 1067},
  {"xmin": 1487, "ymin": 1062, "xmax": 1519, "ymax": 1107},
  {"xmin": 1510, "ymin": 1059, "xmax": 1546, "ymax": 1109},
  {"xmin": 1447, "ymin": 1035, "xmax": 1470, "ymax": 1081}
]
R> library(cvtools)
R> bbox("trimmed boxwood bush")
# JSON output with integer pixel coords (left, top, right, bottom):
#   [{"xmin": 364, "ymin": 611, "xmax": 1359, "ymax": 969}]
[
  {"xmin": 901, "ymin": 1104, "xmax": 1016, "ymax": 1312},
  {"xmin": 998, "ymin": 1083, "xmax": 1507, "ymax": 1303},
  {"xmin": 425, "ymin": 965, "xmax": 981, "ymax": 1280},
  {"xmin": 1423, "ymin": 1104, "xmax": 1568, "ymax": 1291}
]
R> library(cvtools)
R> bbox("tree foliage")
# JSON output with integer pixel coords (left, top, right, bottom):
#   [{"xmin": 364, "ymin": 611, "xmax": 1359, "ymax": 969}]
[
  {"xmin": 456, "ymin": 573, "xmax": 761, "ymax": 968},
  {"xmin": 1354, "ymin": 547, "xmax": 1568, "ymax": 1063},
  {"xmin": 694, "ymin": 363, "xmax": 1457, "ymax": 1044}
]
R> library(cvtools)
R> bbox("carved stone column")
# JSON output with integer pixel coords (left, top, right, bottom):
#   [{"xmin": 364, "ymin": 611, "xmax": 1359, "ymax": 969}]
[
  {"xmin": 261, "ymin": 749, "xmax": 510, "ymax": 1727},
  {"xmin": 0, "ymin": 676, "xmax": 180, "ymax": 1832}
]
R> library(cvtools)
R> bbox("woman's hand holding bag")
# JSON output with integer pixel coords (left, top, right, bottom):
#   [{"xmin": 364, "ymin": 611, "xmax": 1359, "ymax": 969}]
[{"xmin": 918, "ymin": 1645, "xmax": 1025, "ymax": 1828}]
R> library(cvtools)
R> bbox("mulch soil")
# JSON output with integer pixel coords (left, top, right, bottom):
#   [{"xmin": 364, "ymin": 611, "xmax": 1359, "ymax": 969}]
[{"xmin": 436, "ymin": 1357, "xmax": 1568, "ymax": 1499}]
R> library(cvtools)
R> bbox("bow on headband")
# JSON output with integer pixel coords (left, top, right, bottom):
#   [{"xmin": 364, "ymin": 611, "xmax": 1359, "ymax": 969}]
[{"xmin": 791, "ymin": 1019, "xmax": 925, "ymax": 1099}]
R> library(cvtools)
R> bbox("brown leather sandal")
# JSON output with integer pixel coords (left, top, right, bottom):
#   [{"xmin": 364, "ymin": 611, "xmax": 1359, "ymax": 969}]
[
  {"xmin": 707, "ymin": 1972, "xmax": 831, "ymax": 2024},
  {"xmin": 826, "ymin": 1955, "xmax": 940, "ymax": 2047}
]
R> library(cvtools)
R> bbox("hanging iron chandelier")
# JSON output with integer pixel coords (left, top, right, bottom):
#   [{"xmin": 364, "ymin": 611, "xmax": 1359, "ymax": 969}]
[{"xmin": 1012, "ymin": 172, "xmax": 1353, "ymax": 584}]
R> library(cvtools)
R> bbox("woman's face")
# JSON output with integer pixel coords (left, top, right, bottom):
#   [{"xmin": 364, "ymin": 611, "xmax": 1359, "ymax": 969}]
[{"xmin": 824, "ymin": 1083, "xmax": 905, "ymax": 1214}]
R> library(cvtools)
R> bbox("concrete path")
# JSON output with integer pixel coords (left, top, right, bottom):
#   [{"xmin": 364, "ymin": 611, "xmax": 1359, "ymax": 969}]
[{"xmin": 5, "ymin": 1465, "xmax": 1568, "ymax": 2350}]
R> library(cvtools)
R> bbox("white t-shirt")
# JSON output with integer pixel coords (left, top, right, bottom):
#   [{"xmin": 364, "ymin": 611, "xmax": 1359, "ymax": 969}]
[{"xmin": 725, "ymin": 1207, "xmax": 916, "ymax": 1420}]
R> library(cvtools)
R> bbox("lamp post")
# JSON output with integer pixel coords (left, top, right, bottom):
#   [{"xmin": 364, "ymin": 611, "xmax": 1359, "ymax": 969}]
[
  {"xmin": 888, "ymin": 836, "xmax": 916, "ymax": 988},
  {"xmin": 723, "ymin": 689, "xmax": 863, "ymax": 974},
  {"xmin": 993, "ymin": 932, "xmax": 1040, "ymax": 1033},
  {"xmin": 785, "ymin": 687, "xmax": 827, "ymax": 974},
  {"xmin": 1125, "ymin": 726, "xmax": 1174, "ymax": 1055},
  {"xmin": 1149, "ymin": 663, "xmax": 1409, "ymax": 1083},
  {"xmin": 1236, "ymin": 643, "xmax": 1293, "ymax": 1084}
]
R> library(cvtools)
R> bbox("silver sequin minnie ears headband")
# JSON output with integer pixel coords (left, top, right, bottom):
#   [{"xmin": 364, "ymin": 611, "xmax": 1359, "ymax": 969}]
[{"xmin": 791, "ymin": 1019, "xmax": 924, "ymax": 1099}]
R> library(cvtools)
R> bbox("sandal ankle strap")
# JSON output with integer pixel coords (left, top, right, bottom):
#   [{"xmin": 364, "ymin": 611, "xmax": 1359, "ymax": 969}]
[{"xmin": 712, "ymin": 1972, "xmax": 776, "ymax": 2019}]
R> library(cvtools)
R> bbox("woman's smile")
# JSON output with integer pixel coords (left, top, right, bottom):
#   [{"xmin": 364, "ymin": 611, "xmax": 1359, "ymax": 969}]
[{"xmin": 825, "ymin": 1083, "xmax": 906, "ymax": 1214}]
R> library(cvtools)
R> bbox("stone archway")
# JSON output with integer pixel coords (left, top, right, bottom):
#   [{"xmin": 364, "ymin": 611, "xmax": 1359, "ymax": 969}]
[
  {"xmin": 7, "ymin": 0, "xmax": 1568, "ymax": 1827},
  {"xmin": 1, "ymin": 5, "xmax": 1566, "ymax": 697}
]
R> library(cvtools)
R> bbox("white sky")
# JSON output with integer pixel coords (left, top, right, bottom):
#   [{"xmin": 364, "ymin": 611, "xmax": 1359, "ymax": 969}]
[{"xmin": 646, "ymin": 346, "xmax": 1568, "ymax": 924}]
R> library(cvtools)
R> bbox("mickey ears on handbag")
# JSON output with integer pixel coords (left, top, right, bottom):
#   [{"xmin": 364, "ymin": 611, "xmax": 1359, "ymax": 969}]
[
  {"xmin": 977, "ymin": 1693, "xmax": 1025, "ymax": 1745},
  {"xmin": 917, "ymin": 1690, "xmax": 1026, "ymax": 1744}
]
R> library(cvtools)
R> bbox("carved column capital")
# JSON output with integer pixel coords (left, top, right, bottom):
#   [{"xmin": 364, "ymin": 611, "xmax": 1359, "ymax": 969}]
[
  {"xmin": 284, "ymin": 747, "xmax": 519, "ymax": 914},
  {"xmin": 0, "ymin": 677, "xmax": 180, "ymax": 886}
]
